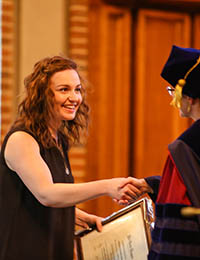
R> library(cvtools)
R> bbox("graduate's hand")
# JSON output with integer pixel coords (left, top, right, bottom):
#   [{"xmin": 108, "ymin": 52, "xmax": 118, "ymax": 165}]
[
  {"xmin": 85, "ymin": 213, "xmax": 103, "ymax": 232},
  {"xmin": 114, "ymin": 177, "xmax": 153, "ymax": 204},
  {"xmin": 75, "ymin": 208, "xmax": 103, "ymax": 232},
  {"xmin": 108, "ymin": 177, "xmax": 143, "ymax": 202}
]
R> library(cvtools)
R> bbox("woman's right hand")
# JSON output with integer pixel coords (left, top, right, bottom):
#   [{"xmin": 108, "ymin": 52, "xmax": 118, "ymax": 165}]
[
  {"xmin": 112, "ymin": 177, "xmax": 154, "ymax": 205},
  {"xmin": 106, "ymin": 177, "xmax": 144, "ymax": 202}
]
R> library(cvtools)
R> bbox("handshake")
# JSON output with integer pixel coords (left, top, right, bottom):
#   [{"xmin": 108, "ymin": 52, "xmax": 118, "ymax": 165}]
[{"xmin": 107, "ymin": 177, "xmax": 153, "ymax": 205}]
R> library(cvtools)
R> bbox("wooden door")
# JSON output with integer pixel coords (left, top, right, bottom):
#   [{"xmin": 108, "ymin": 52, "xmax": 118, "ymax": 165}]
[
  {"xmin": 133, "ymin": 9, "xmax": 191, "ymax": 179},
  {"xmin": 193, "ymin": 14, "xmax": 200, "ymax": 49},
  {"xmin": 84, "ymin": 4, "xmax": 132, "ymax": 217}
]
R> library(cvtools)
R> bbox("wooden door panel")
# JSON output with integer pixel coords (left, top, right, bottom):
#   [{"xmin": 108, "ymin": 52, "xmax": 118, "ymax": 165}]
[
  {"xmin": 193, "ymin": 15, "xmax": 200, "ymax": 50},
  {"xmin": 85, "ymin": 5, "xmax": 132, "ymax": 217},
  {"xmin": 133, "ymin": 9, "xmax": 191, "ymax": 179},
  {"xmin": 96, "ymin": 6, "xmax": 131, "ymax": 182}
]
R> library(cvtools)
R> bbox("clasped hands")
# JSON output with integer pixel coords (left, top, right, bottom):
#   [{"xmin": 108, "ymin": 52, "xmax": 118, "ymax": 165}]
[{"xmin": 111, "ymin": 177, "xmax": 153, "ymax": 205}]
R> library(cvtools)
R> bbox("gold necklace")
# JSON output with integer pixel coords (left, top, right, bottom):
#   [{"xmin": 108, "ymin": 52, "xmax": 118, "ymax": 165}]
[
  {"xmin": 57, "ymin": 142, "xmax": 70, "ymax": 175},
  {"xmin": 50, "ymin": 130, "xmax": 70, "ymax": 175}
]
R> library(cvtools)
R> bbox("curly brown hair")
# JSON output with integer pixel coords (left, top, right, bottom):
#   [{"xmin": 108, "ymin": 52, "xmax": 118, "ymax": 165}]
[{"xmin": 12, "ymin": 56, "xmax": 89, "ymax": 148}]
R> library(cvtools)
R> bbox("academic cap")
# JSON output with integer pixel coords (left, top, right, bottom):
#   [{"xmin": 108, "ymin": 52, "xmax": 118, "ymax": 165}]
[{"xmin": 161, "ymin": 45, "xmax": 200, "ymax": 98}]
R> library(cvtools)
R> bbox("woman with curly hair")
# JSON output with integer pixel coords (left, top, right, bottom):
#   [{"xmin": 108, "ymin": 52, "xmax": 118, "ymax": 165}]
[{"xmin": 0, "ymin": 56, "xmax": 141, "ymax": 260}]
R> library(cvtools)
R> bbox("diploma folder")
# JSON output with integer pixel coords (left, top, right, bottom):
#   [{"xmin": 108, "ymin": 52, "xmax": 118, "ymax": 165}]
[{"xmin": 75, "ymin": 198, "xmax": 153, "ymax": 260}]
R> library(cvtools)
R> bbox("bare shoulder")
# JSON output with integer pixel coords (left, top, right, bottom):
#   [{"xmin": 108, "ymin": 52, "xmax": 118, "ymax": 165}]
[
  {"xmin": 5, "ymin": 131, "xmax": 40, "ymax": 170},
  {"xmin": 6, "ymin": 131, "xmax": 39, "ymax": 150}
]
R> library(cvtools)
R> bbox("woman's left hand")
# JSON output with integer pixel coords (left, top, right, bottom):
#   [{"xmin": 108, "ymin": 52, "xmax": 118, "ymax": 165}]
[{"xmin": 75, "ymin": 208, "xmax": 103, "ymax": 232}]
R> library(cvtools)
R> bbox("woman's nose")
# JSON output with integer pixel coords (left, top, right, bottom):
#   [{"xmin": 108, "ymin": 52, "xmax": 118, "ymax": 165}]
[{"xmin": 68, "ymin": 91, "xmax": 79, "ymax": 101}]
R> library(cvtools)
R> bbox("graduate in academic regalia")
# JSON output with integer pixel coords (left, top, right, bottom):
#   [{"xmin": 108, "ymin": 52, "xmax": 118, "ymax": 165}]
[{"xmin": 137, "ymin": 45, "xmax": 200, "ymax": 259}]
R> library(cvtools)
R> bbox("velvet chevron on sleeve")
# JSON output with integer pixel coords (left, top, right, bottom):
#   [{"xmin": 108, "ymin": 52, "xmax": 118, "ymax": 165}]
[{"xmin": 145, "ymin": 176, "xmax": 161, "ymax": 203}]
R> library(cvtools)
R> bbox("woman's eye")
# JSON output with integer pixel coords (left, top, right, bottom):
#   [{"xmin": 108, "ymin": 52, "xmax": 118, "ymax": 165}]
[
  {"xmin": 76, "ymin": 88, "xmax": 81, "ymax": 92},
  {"xmin": 60, "ymin": 88, "xmax": 67, "ymax": 92}
]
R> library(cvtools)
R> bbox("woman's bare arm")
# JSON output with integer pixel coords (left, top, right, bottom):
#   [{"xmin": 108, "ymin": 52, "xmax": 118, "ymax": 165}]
[{"xmin": 5, "ymin": 131, "xmax": 142, "ymax": 208}]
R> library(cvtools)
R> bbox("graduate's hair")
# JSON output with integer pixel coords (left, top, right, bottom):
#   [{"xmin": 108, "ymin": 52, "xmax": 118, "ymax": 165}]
[{"xmin": 12, "ymin": 56, "xmax": 89, "ymax": 148}]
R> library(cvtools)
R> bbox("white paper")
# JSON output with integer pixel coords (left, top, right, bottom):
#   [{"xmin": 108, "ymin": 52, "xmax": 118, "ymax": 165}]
[{"xmin": 81, "ymin": 206, "xmax": 149, "ymax": 260}]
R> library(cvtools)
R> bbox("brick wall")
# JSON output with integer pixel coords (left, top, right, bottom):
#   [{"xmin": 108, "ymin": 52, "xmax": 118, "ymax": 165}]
[
  {"xmin": 68, "ymin": 0, "xmax": 90, "ymax": 187},
  {"xmin": 1, "ymin": 0, "xmax": 16, "ymax": 144}
]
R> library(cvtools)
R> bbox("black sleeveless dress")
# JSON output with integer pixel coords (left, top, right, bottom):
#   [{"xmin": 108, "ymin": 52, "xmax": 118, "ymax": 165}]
[{"xmin": 0, "ymin": 128, "xmax": 75, "ymax": 260}]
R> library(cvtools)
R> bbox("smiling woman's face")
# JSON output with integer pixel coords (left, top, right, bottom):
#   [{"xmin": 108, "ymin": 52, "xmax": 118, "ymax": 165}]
[{"xmin": 49, "ymin": 69, "xmax": 82, "ymax": 126}]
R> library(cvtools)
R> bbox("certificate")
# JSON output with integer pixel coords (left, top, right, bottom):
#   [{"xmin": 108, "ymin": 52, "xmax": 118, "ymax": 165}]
[{"xmin": 75, "ymin": 197, "xmax": 153, "ymax": 260}]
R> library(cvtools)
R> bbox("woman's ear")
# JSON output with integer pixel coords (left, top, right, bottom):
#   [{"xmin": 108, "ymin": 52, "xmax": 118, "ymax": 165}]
[{"xmin": 186, "ymin": 96, "xmax": 194, "ymax": 105}]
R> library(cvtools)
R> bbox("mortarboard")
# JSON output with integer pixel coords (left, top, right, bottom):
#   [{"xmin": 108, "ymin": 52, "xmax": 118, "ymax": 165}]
[{"xmin": 161, "ymin": 45, "xmax": 200, "ymax": 108}]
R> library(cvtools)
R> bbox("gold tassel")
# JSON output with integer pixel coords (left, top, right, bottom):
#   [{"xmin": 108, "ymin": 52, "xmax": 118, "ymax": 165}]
[{"xmin": 170, "ymin": 79, "xmax": 185, "ymax": 108}]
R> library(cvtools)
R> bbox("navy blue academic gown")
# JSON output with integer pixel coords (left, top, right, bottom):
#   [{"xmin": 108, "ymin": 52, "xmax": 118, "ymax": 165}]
[{"xmin": 146, "ymin": 119, "xmax": 200, "ymax": 259}]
